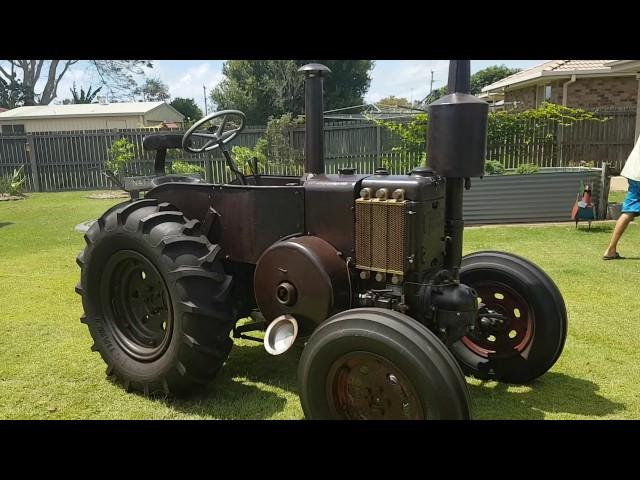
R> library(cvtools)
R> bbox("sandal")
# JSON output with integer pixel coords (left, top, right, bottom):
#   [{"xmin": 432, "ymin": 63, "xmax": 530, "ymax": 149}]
[{"xmin": 603, "ymin": 252, "xmax": 624, "ymax": 260}]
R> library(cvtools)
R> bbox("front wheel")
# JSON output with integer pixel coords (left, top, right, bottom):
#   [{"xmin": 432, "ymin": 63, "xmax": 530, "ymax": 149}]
[
  {"xmin": 452, "ymin": 251, "xmax": 568, "ymax": 384},
  {"xmin": 298, "ymin": 308, "xmax": 471, "ymax": 420}
]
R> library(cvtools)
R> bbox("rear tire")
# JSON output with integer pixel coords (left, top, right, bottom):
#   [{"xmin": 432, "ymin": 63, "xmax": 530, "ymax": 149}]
[
  {"xmin": 75, "ymin": 198, "xmax": 235, "ymax": 396},
  {"xmin": 298, "ymin": 308, "xmax": 471, "ymax": 420},
  {"xmin": 453, "ymin": 251, "xmax": 567, "ymax": 384}
]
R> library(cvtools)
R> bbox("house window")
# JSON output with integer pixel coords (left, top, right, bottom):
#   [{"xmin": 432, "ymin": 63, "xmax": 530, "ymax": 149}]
[
  {"xmin": 1, "ymin": 124, "xmax": 25, "ymax": 134},
  {"xmin": 544, "ymin": 85, "xmax": 552, "ymax": 101}
]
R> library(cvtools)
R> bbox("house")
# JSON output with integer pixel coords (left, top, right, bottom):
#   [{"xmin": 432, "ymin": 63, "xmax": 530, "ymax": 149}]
[
  {"xmin": 481, "ymin": 60, "xmax": 640, "ymax": 139},
  {"xmin": 0, "ymin": 101, "xmax": 185, "ymax": 134}
]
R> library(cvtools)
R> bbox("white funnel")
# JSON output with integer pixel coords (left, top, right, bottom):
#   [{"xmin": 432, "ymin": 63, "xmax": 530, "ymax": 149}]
[{"xmin": 264, "ymin": 314, "xmax": 299, "ymax": 355}]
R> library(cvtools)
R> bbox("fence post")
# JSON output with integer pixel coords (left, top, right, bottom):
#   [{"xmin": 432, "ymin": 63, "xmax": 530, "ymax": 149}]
[
  {"xmin": 599, "ymin": 161, "xmax": 611, "ymax": 220},
  {"xmin": 26, "ymin": 133, "xmax": 41, "ymax": 192},
  {"xmin": 376, "ymin": 124, "xmax": 381, "ymax": 167}
]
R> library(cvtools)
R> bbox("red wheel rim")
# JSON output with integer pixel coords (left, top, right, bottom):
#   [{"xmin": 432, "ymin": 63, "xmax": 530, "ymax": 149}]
[
  {"xmin": 461, "ymin": 281, "xmax": 534, "ymax": 358},
  {"xmin": 326, "ymin": 352, "xmax": 424, "ymax": 420}
]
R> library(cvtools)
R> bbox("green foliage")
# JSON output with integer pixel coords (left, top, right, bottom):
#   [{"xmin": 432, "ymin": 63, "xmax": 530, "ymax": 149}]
[
  {"xmin": 515, "ymin": 163, "xmax": 540, "ymax": 175},
  {"xmin": 136, "ymin": 77, "xmax": 170, "ymax": 102},
  {"xmin": 211, "ymin": 60, "xmax": 374, "ymax": 124},
  {"xmin": 375, "ymin": 113, "xmax": 428, "ymax": 157},
  {"xmin": 0, "ymin": 165, "xmax": 26, "ymax": 195},
  {"xmin": 376, "ymin": 103, "xmax": 607, "ymax": 170},
  {"xmin": 169, "ymin": 160, "xmax": 204, "ymax": 175},
  {"xmin": 471, "ymin": 65, "xmax": 521, "ymax": 95},
  {"xmin": 65, "ymin": 83, "xmax": 103, "ymax": 104},
  {"xmin": 232, "ymin": 145, "xmax": 268, "ymax": 175},
  {"xmin": 104, "ymin": 138, "xmax": 136, "ymax": 177},
  {"xmin": 261, "ymin": 113, "xmax": 304, "ymax": 164},
  {"xmin": 484, "ymin": 160, "xmax": 506, "ymax": 175},
  {"xmin": 421, "ymin": 64, "xmax": 521, "ymax": 104},
  {"xmin": 0, "ymin": 76, "xmax": 28, "ymax": 109},
  {"xmin": 170, "ymin": 97, "xmax": 203, "ymax": 124},
  {"xmin": 376, "ymin": 96, "xmax": 412, "ymax": 109}
]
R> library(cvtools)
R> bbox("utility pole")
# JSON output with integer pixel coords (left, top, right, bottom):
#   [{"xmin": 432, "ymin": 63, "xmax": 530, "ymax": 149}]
[
  {"xmin": 203, "ymin": 85, "xmax": 208, "ymax": 115},
  {"xmin": 430, "ymin": 70, "xmax": 435, "ymax": 95}
]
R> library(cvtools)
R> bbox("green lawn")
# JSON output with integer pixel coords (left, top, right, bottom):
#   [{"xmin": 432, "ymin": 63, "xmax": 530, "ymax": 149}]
[{"xmin": 1, "ymin": 191, "xmax": 638, "ymax": 419}]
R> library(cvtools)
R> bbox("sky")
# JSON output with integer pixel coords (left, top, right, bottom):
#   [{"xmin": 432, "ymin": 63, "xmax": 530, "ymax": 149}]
[{"xmin": 41, "ymin": 60, "xmax": 547, "ymax": 110}]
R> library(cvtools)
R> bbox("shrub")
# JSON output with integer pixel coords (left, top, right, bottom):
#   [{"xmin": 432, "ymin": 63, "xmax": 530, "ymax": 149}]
[
  {"xmin": 515, "ymin": 163, "xmax": 540, "ymax": 175},
  {"xmin": 232, "ymin": 145, "xmax": 268, "ymax": 175},
  {"xmin": 170, "ymin": 160, "xmax": 205, "ymax": 175},
  {"xmin": 0, "ymin": 165, "xmax": 26, "ymax": 195},
  {"xmin": 104, "ymin": 138, "xmax": 136, "ymax": 177},
  {"xmin": 484, "ymin": 160, "xmax": 505, "ymax": 175}
]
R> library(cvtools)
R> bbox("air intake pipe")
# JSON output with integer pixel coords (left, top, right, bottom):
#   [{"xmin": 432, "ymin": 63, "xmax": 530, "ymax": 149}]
[
  {"xmin": 299, "ymin": 63, "xmax": 331, "ymax": 176},
  {"xmin": 427, "ymin": 60, "xmax": 489, "ymax": 274}
]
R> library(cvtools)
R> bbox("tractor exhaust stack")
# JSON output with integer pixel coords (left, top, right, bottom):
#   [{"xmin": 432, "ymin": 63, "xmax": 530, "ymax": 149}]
[
  {"xmin": 299, "ymin": 63, "xmax": 331, "ymax": 176},
  {"xmin": 427, "ymin": 60, "xmax": 489, "ymax": 274}
]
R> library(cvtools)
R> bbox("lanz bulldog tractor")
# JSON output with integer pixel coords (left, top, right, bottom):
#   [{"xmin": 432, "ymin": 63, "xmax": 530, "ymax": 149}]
[{"xmin": 76, "ymin": 60, "xmax": 567, "ymax": 419}]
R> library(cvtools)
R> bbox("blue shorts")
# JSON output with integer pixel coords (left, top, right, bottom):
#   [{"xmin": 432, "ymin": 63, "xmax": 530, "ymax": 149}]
[{"xmin": 622, "ymin": 179, "xmax": 640, "ymax": 216}]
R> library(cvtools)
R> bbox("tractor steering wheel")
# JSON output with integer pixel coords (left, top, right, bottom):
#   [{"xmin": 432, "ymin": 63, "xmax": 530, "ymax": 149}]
[{"xmin": 182, "ymin": 110, "xmax": 246, "ymax": 154}]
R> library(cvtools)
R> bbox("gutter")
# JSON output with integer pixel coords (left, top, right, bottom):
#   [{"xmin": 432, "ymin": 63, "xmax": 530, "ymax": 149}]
[{"xmin": 562, "ymin": 74, "xmax": 577, "ymax": 106}]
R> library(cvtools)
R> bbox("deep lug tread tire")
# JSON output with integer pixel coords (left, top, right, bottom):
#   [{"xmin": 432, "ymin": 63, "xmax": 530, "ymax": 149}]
[
  {"xmin": 298, "ymin": 307, "xmax": 471, "ymax": 420},
  {"xmin": 76, "ymin": 199, "xmax": 235, "ymax": 397},
  {"xmin": 454, "ymin": 250, "xmax": 568, "ymax": 384}
]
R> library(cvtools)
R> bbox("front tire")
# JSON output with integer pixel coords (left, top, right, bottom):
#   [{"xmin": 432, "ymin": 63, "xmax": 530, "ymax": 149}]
[
  {"xmin": 453, "ymin": 251, "xmax": 568, "ymax": 384},
  {"xmin": 75, "ymin": 198, "xmax": 235, "ymax": 396},
  {"xmin": 298, "ymin": 308, "xmax": 471, "ymax": 420}
]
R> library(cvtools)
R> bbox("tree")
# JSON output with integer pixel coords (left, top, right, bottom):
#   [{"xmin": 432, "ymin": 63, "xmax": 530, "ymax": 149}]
[
  {"xmin": 170, "ymin": 97, "xmax": 203, "ymax": 123},
  {"xmin": 376, "ymin": 95, "xmax": 412, "ymax": 109},
  {"xmin": 0, "ymin": 76, "xmax": 28, "ymax": 109},
  {"xmin": 470, "ymin": 64, "xmax": 521, "ymax": 95},
  {"xmin": 420, "ymin": 64, "xmax": 522, "ymax": 104},
  {"xmin": 210, "ymin": 60, "xmax": 374, "ymax": 124},
  {"xmin": 0, "ymin": 60, "xmax": 153, "ymax": 105},
  {"xmin": 63, "ymin": 83, "xmax": 103, "ymax": 104},
  {"xmin": 137, "ymin": 78, "xmax": 170, "ymax": 102}
]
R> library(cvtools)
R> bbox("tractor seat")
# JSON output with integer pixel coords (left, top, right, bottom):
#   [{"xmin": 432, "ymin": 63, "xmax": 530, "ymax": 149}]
[{"xmin": 143, "ymin": 133, "xmax": 189, "ymax": 151}]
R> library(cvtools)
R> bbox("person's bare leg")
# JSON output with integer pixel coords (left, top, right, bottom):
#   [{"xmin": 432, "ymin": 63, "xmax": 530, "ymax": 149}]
[{"xmin": 604, "ymin": 213, "xmax": 635, "ymax": 257}]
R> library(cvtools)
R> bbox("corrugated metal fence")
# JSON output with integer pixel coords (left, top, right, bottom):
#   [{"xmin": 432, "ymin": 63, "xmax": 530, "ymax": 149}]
[
  {"xmin": 0, "ymin": 111, "xmax": 634, "ymax": 192},
  {"xmin": 464, "ymin": 168, "xmax": 604, "ymax": 225}
]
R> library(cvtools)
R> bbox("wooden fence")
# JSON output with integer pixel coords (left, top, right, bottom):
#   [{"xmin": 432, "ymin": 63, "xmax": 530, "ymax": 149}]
[
  {"xmin": 0, "ymin": 111, "xmax": 635, "ymax": 192},
  {"xmin": 486, "ymin": 109, "xmax": 636, "ymax": 170}
]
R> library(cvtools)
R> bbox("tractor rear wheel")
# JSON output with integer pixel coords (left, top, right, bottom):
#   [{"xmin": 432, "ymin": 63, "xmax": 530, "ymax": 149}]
[
  {"xmin": 453, "ymin": 251, "xmax": 567, "ymax": 384},
  {"xmin": 298, "ymin": 308, "xmax": 471, "ymax": 420},
  {"xmin": 75, "ymin": 198, "xmax": 235, "ymax": 396}
]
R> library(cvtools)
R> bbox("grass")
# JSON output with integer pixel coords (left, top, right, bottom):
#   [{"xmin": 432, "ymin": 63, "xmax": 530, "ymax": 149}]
[{"xmin": 1, "ymin": 190, "xmax": 638, "ymax": 420}]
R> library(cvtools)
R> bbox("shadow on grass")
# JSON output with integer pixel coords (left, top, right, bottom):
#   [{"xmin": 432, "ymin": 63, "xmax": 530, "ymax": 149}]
[
  {"xmin": 0, "ymin": 222, "xmax": 13, "ymax": 229},
  {"xmin": 468, "ymin": 372, "xmax": 625, "ymax": 419},
  {"xmin": 158, "ymin": 343, "xmax": 302, "ymax": 419},
  {"xmin": 574, "ymin": 224, "xmax": 614, "ymax": 233}
]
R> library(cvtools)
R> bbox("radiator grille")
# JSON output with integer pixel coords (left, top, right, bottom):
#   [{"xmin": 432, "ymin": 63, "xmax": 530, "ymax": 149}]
[{"xmin": 356, "ymin": 198, "xmax": 408, "ymax": 275}]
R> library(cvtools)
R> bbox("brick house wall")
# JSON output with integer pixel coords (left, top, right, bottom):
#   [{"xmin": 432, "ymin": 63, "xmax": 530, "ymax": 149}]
[{"xmin": 504, "ymin": 76, "xmax": 638, "ymax": 111}]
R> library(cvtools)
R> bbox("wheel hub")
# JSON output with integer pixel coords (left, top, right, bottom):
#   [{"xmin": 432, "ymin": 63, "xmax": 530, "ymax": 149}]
[
  {"xmin": 462, "ymin": 281, "xmax": 534, "ymax": 358},
  {"xmin": 326, "ymin": 352, "xmax": 424, "ymax": 420},
  {"xmin": 100, "ymin": 250, "xmax": 173, "ymax": 361}
]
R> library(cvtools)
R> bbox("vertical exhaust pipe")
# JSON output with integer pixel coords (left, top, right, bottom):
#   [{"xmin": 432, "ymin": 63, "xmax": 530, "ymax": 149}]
[
  {"xmin": 427, "ymin": 60, "xmax": 488, "ymax": 275},
  {"xmin": 298, "ymin": 63, "xmax": 331, "ymax": 176}
]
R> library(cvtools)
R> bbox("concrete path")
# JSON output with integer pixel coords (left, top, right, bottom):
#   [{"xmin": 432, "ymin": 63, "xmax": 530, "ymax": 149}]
[{"xmin": 610, "ymin": 176, "xmax": 628, "ymax": 192}]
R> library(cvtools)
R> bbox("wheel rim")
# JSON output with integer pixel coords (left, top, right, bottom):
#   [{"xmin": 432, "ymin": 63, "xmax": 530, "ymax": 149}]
[
  {"xmin": 100, "ymin": 250, "xmax": 173, "ymax": 361},
  {"xmin": 461, "ymin": 281, "xmax": 534, "ymax": 358},
  {"xmin": 326, "ymin": 352, "xmax": 424, "ymax": 420}
]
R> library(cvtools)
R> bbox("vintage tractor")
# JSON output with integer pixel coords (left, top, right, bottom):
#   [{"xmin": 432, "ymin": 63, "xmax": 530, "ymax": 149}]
[{"xmin": 75, "ymin": 60, "xmax": 567, "ymax": 419}]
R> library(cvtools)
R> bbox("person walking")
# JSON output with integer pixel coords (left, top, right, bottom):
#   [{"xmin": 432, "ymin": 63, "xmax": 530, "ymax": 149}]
[{"xmin": 603, "ymin": 137, "xmax": 640, "ymax": 260}]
